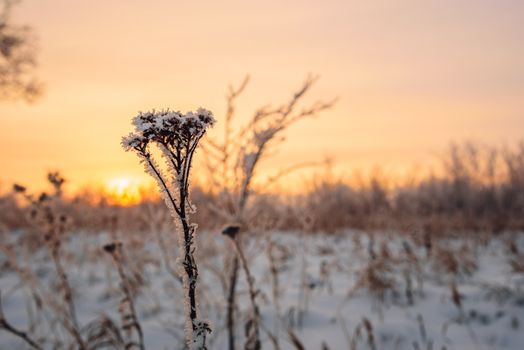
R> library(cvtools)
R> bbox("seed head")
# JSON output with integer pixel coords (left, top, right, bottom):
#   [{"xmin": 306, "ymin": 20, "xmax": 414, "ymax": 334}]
[
  {"xmin": 122, "ymin": 108, "xmax": 215, "ymax": 153},
  {"xmin": 221, "ymin": 225, "xmax": 241, "ymax": 239},
  {"xmin": 103, "ymin": 241, "xmax": 122, "ymax": 254},
  {"xmin": 13, "ymin": 184, "xmax": 26, "ymax": 193}
]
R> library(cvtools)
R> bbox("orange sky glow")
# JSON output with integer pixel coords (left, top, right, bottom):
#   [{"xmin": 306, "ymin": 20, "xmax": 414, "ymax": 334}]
[{"xmin": 0, "ymin": 0, "xmax": 523, "ymax": 197}]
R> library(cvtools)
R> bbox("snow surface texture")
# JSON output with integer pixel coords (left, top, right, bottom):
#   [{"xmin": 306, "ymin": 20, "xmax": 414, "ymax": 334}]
[{"xmin": 1, "ymin": 230, "xmax": 523, "ymax": 350}]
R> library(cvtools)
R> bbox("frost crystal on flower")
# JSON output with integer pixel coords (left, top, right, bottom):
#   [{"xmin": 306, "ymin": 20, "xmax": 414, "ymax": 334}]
[
  {"xmin": 127, "ymin": 108, "xmax": 215, "ymax": 145},
  {"xmin": 191, "ymin": 320, "xmax": 212, "ymax": 349},
  {"xmin": 121, "ymin": 133, "xmax": 147, "ymax": 151}
]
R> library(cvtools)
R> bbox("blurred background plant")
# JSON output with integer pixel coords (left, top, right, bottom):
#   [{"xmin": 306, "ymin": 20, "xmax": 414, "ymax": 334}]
[
  {"xmin": 0, "ymin": 0, "xmax": 42, "ymax": 102},
  {"xmin": 2, "ymin": 140, "xmax": 524, "ymax": 236}
]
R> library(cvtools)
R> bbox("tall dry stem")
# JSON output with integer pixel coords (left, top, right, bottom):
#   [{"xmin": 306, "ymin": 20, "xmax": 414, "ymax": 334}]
[{"xmin": 122, "ymin": 108, "xmax": 215, "ymax": 349}]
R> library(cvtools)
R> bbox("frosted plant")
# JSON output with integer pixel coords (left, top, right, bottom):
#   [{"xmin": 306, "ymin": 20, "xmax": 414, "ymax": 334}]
[
  {"xmin": 13, "ymin": 174, "xmax": 87, "ymax": 350},
  {"xmin": 103, "ymin": 242, "xmax": 144, "ymax": 350},
  {"xmin": 202, "ymin": 75, "xmax": 336, "ymax": 350},
  {"xmin": 0, "ymin": 290, "xmax": 42, "ymax": 350},
  {"xmin": 122, "ymin": 108, "xmax": 215, "ymax": 349}
]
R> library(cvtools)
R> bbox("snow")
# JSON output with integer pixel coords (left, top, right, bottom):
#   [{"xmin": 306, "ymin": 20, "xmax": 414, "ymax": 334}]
[{"xmin": 1, "ymin": 230, "xmax": 523, "ymax": 349}]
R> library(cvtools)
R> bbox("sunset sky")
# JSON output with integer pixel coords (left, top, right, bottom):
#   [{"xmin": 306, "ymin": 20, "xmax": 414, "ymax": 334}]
[{"xmin": 1, "ymin": 0, "xmax": 523, "ymax": 194}]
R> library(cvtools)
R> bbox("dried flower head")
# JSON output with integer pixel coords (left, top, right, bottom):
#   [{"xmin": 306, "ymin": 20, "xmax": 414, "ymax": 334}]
[
  {"xmin": 222, "ymin": 225, "xmax": 241, "ymax": 239},
  {"xmin": 38, "ymin": 192, "xmax": 48, "ymax": 202},
  {"xmin": 122, "ymin": 107, "xmax": 215, "ymax": 216},
  {"xmin": 103, "ymin": 242, "xmax": 123, "ymax": 254},
  {"xmin": 48, "ymin": 171, "xmax": 65, "ymax": 188},
  {"xmin": 12, "ymin": 184, "xmax": 26, "ymax": 193},
  {"xmin": 122, "ymin": 108, "xmax": 215, "ymax": 153}
]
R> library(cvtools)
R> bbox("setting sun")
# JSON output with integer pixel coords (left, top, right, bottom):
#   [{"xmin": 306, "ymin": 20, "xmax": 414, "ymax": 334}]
[{"xmin": 103, "ymin": 176, "xmax": 145, "ymax": 206}]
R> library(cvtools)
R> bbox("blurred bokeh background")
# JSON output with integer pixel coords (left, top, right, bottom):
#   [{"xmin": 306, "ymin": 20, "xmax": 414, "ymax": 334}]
[{"xmin": 1, "ymin": 0, "xmax": 523, "ymax": 195}]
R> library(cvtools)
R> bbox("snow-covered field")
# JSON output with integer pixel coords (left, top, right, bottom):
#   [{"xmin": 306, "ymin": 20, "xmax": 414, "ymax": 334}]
[{"xmin": 1, "ymin": 229, "xmax": 523, "ymax": 349}]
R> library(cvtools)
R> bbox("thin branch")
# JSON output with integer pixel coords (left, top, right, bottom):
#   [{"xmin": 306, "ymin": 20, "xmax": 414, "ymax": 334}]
[
  {"xmin": 262, "ymin": 161, "xmax": 324, "ymax": 188},
  {"xmin": 143, "ymin": 153, "xmax": 182, "ymax": 217},
  {"xmin": 0, "ymin": 290, "xmax": 43, "ymax": 350}
]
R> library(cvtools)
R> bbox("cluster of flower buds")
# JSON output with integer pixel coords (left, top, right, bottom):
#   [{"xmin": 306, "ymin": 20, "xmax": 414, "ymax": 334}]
[{"xmin": 121, "ymin": 108, "xmax": 215, "ymax": 153}]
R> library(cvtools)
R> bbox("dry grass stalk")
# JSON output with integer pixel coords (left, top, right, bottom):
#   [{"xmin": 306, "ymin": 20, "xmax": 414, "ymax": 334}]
[
  {"xmin": 266, "ymin": 237, "xmax": 290, "ymax": 344},
  {"xmin": 82, "ymin": 315, "xmax": 125, "ymax": 349},
  {"xmin": 507, "ymin": 238, "xmax": 524, "ymax": 273},
  {"xmin": 104, "ymin": 242, "xmax": 145, "ymax": 350},
  {"xmin": 287, "ymin": 328, "xmax": 305, "ymax": 350},
  {"xmin": 0, "ymin": 290, "xmax": 42, "ymax": 350},
  {"xmin": 350, "ymin": 317, "xmax": 377, "ymax": 350},
  {"xmin": 223, "ymin": 226, "xmax": 261, "ymax": 350},
  {"xmin": 350, "ymin": 258, "xmax": 395, "ymax": 302},
  {"xmin": 442, "ymin": 282, "xmax": 478, "ymax": 346}
]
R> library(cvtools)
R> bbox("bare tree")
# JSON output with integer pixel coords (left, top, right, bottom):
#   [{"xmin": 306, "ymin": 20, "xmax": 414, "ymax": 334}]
[{"xmin": 0, "ymin": 0, "xmax": 42, "ymax": 102}]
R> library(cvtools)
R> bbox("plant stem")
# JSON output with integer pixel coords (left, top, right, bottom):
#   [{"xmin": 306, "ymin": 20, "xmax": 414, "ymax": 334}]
[
  {"xmin": 230, "ymin": 237, "xmax": 261, "ymax": 350},
  {"xmin": 227, "ymin": 255, "xmax": 239, "ymax": 350}
]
